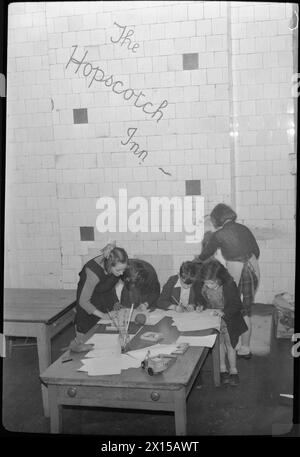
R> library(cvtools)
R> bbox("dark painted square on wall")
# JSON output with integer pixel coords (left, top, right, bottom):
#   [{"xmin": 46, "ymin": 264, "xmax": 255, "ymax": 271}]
[
  {"xmin": 182, "ymin": 53, "xmax": 199, "ymax": 70},
  {"xmin": 73, "ymin": 108, "xmax": 88, "ymax": 124},
  {"xmin": 80, "ymin": 226, "xmax": 94, "ymax": 241},
  {"xmin": 185, "ymin": 180, "xmax": 201, "ymax": 195}
]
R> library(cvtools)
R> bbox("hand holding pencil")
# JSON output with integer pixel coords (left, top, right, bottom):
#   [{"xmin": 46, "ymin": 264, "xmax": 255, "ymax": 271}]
[{"xmin": 171, "ymin": 295, "xmax": 192, "ymax": 313}]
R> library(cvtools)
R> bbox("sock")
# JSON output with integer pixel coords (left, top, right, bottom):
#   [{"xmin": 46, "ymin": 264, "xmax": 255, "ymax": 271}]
[
  {"xmin": 229, "ymin": 368, "xmax": 238, "ymax": 375},
  {"xmin": 220, "ymin": 364, "xmax": 227, "ymax": 373}
]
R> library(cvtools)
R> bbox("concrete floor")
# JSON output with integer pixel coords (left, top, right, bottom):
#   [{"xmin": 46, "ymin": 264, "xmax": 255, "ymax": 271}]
[{"xmin": 2, "ymin": 309, "xmax": 294, "ymax": 436}]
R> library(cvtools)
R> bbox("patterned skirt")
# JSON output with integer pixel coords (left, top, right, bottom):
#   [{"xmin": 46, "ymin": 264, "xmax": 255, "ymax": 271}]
[
  {"xmin": 238, "ymin": 257, "xmax": 259, "ymax": 316},
  {"xmin": 226, "ymin": 255, "xmax": 260, "ymax": 316}
]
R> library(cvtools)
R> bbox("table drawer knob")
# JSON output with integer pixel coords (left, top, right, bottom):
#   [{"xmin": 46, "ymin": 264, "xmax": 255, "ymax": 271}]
[
  {"xmin": 151, "ymin": 391, "xmax": 160, "ymax": 401},
  {"xmin": 67, "ymin": 387, "xmax": 77, "ymax": 397}
]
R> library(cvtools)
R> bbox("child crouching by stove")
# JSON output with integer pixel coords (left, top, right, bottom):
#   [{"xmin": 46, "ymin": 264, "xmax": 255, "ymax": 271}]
[{"xmin": 195, "ymin": 259, "xmax": 248, "ymax": 386}]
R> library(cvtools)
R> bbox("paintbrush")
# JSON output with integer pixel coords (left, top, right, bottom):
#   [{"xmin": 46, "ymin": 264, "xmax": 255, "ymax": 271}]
[
  {"xmin": 133, "ymin": 323, "xmax": 145, "ymax": 338},
  {"xmin": 126, "ymin": 303, "xmax": 134, "ymax": 335}
]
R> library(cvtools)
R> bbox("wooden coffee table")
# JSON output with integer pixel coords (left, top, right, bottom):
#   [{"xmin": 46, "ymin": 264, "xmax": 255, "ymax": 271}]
[
  {"xmin": 4, "ymin": 288, "xmax": 76, "ymax": 417},
  {"xmin": 41, "ymin": 316, "xmax": 220, "ymax": 435}
]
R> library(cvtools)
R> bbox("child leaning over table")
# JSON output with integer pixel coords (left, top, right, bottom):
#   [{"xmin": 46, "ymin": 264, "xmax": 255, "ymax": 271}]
[
  {"xmin": 195, "ymin": 259, "xmax": 248, "ymax": 386},
  {"xmin": 156, "ymin": 261, "xmax": 202, "ymax": 312}
]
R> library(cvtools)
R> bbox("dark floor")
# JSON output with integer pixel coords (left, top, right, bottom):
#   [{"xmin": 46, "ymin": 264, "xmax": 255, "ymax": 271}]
[{"xmin": 2, "ymin": 308, "xmax": 294, "ymax": 436}]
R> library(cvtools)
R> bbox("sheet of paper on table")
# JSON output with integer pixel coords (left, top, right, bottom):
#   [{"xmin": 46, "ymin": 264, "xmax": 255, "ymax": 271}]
[
  {"xmin": 125, "ymin": 343, "xmax": 179, "ymax": 362},
  {"xmin": 85, "ymin": 333, "xmax": 120, "ymax": 348},
  {"xmin": 78, "ymin": 352, "xmax": 141, "ymax": 375},
  {"xmin": 176, "ymin": 334, "xmax": 217, "ymax": 348},
  {"xmin": 145, "ymin": 309, "xmax": 168, "ymax": 325},
  {"xmin": 78, "ymin": 356, "xmax": 122, "ymax": 375},
  {"xmin": 171, "ymin": 310, "xmax": 221, "ymax": 332},
  {"xmin": 84, "ymin": 348, "xmax": 120, "ymax": 358}
]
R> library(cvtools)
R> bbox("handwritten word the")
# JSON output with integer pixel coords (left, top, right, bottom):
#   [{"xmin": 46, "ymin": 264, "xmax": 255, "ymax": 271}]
[
  {"xmin": 110, "ymin": 22, "xmax": 139, "ymax": 53},
  {"xmin": 121, "ymin": 127, "xmax": 148, "ymax": 163},
  {"xmin": 66, "ymin": 46, "xmax": 168, "ymax": 123}
]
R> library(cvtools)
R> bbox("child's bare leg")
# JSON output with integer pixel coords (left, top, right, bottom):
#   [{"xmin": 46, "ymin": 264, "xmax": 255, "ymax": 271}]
[
  {"xmin": 219, "ymin": 333, "xmax": 227, "ymax": 372},
  {"xmin": 224, "ymin": 332, "xmax": 237, "ymax": 374},
  {"xmin": 239, "ymin": 315, "xmax": 252, "ymax": 354},
  {"xmin": 227, "ymin": 346, "xmax": 237, "ymax": 374}
]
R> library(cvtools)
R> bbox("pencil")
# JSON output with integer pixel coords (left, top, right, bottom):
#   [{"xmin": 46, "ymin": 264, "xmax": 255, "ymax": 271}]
[
  {"xmin": 62, "ymin": 358, "xmax": 73, "ymax": 363},
  {"xmin": 126, "ymin": 303, "xmax": 134, "ymax": 334},
  {"xmin": 171, "ymin": 295, "xmax": 182, "ymax": 307},
  {"xmin": 134, "ymin": 324, "xmax": 145, "ymax": 338}
]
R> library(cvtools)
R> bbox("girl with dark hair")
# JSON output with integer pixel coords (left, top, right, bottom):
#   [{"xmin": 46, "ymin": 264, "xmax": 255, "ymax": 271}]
[
  {"xmin": 121, "ymin": 258, "xmax": 160, "ymax": 310},
  {"xmin": 195, "ymin": 259, "xmax": 248, "ymax": 386},
  {"xmin": 197, "ymin": 203, "xmax": 260, "ymax": 359},
  {"xmin": 74, "ymin": 243, "xmax": 128, "ymax": 339},
  {"xmin": 157, "ymin": 261, "xmax": 202, "ymax": 312}
]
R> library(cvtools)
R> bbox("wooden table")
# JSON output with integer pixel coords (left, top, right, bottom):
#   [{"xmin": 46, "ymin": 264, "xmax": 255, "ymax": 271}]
[
  {"xmin": 4, "ymin": 288, "xmax": 76, "ymax": 417},
  {"xmin": 41, "ymin": 316, "xmax": 220, "ymax": 435}
]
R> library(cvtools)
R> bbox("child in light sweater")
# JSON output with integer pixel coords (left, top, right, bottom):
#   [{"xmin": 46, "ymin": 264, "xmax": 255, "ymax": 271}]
[{"xmin": 195, "ymin": 259, "xmax": 248, "ymax": 386}]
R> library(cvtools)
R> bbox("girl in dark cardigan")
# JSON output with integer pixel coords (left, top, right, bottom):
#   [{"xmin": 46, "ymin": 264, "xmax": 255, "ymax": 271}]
[
  {"xmin": 74, "ymin": 244, "xmax": 128, "ymax": 335},
  {"xmin": 195, "ymin": 259, "xmax": 248, "ymax": 386}
]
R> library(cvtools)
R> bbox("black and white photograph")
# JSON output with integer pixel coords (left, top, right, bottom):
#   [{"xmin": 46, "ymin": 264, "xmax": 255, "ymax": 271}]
[{"xmin": 1, "ymin": 0, "xmax": 299, "ymax": 439}]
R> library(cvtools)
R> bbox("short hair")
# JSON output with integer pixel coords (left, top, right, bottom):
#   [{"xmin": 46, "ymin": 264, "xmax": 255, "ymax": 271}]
[
  {"xmin": 179, "ymin": 261, "xmax": 197, "ymax": 284},
  {"xmin": 104, "ymin": 247, "xmax": 128, "ymax": 273},
  {"xmin": 200, "ymin": 259, "xmax": 230, "ymax": 285},
  {"xmin": 123, "ymin": 260, "xmax": 149, "ymax": 289},
  {"xmin": 210, "ymin": 203, "xmax": 237, "ymax": 228}
]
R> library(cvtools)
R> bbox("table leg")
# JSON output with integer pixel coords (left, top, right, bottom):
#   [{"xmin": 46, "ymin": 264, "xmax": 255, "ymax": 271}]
[
  {"xmin": 49, "ymin": 386, "xmax": 62, "ymax": 433},
  {"xmin": 174, "ymin": 388, "xmax": 187, "ymax": 436},
  {"xmin": 5, "ymin": 336, "xmax": 13, "ymax": 358},
  {"xmin": 212, "ymin": 332, "xmax": 220, "ymax": 387},
  {"xmin": 36, "ymin": 324, "xmax": 51, "ymax": 417}
]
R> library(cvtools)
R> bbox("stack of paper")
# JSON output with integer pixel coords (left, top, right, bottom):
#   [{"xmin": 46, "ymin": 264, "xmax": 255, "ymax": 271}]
[
  {"xmin": 78, "ymin": 352, "xmax": 142, "ymax": 376},
  {"xmin": 79, "ymin": 333, "xmax": 145, "ymax": 375},
  {"xmin": 171, "ymin": 310, "xmax": 221, "ymax": 332},
  {"xmin": 176, "ymin": 334, "xmax": 217, "ymax": 348}
]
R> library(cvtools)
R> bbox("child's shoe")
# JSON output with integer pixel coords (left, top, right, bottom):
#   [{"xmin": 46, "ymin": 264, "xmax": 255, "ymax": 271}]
[
  {"xmin": 229, "ymin": 373, "xmax": 240, "ymax": 386},
  {"xmin": 237, "ymin": 346, "xmax": 252, "ymax": 359},
  {"xmin": 237, "ymin": 351, "xmax": 252, "ymax": 359},
  {"xmin": 220, "ymin": 371, "xmax": 230, "ymax": 385}
]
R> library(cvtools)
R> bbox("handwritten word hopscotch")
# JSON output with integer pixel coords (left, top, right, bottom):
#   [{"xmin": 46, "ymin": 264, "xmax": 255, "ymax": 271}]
[{"xmin": 66, "ymin": 23, "xmax": 169, "ymax": 166}]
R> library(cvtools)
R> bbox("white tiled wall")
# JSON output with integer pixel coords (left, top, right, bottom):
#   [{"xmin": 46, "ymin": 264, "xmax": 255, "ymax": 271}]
[
  {"xmin": 231, "ymin": 2, "xmax": 295, "ymax": 302},
  {"xmin": 5, "ymin": 1, "xmax": 296, "ymax": 303}
]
